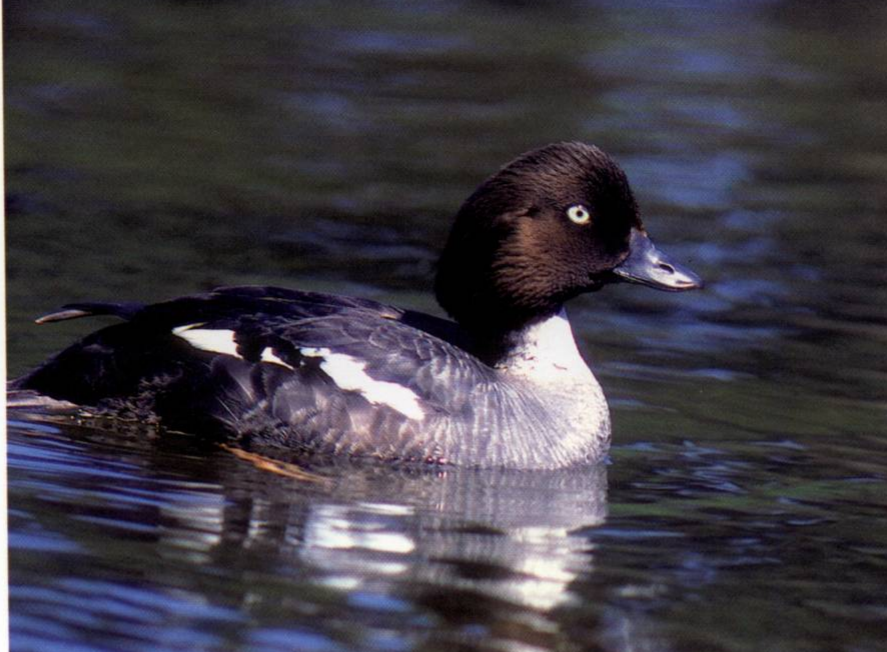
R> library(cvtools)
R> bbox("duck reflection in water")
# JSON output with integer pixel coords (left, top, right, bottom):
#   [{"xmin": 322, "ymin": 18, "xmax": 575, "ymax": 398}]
[{"xmin": 154, "ymin": 451, "xmax": 607, "ymax": 648}]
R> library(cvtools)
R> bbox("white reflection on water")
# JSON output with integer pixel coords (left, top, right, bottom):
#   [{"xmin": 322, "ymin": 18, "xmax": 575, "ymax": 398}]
[
  {"xmin": 294, "ymin": 466, "xmax": 608, "ymax": 616},
  {"xmin": 159, "ymin": 492, "xmax": 226, "ymax": 563}
]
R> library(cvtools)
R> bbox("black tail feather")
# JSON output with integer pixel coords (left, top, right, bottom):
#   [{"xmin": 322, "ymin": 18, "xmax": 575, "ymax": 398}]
[{"xmin": 35, "ymin": 302, "xmax": 145, "ymax": 324}]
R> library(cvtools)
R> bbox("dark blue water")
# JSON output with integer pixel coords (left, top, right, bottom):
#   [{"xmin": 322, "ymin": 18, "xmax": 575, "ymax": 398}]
[{"xmin": 6, "ymin": 1, "xmax": 887, "ymax": 651}]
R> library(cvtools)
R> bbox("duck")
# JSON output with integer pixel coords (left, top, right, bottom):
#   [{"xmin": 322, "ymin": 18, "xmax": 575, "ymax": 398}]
[{"xmin": 12, "ymin": 142, "xmax": 702, "ymax": 469}]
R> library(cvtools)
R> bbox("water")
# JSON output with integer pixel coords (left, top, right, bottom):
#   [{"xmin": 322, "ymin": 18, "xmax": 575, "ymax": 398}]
[{"xmin": 5, "ymin": 1, "xmax": 887, "ymax": 650}]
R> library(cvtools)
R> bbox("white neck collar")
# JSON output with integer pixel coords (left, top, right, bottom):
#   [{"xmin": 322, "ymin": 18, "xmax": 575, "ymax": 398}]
[{"xmin": 496, "ymin": 308, "xmax": 593, "ymax": 383}]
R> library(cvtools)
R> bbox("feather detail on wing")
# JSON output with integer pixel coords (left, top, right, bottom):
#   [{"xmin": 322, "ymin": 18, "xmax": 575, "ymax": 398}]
[
  {"xmin": 158, "ymin": 286, "xmax": 496, "ymax": 417},
  {"xmin": 18, "ymin": 286, "xmax": 497, "ymax": 460}
]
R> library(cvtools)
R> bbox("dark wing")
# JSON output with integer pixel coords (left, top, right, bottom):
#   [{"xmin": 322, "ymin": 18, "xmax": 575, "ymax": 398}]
[{"xmin": 16, "ymin": 286, "xmax": 495, "ymax": 457}]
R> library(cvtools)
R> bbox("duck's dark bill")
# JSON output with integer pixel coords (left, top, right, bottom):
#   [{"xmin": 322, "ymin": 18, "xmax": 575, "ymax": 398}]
[{"xmin": 612, "ymin": 228, "xmax": 703, "ymax": 291}]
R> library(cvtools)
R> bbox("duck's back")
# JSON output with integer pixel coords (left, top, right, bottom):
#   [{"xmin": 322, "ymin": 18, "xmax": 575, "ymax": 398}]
[{"xmin": 14, "ymin": 286, "xmax": 531, "ymax": 463}]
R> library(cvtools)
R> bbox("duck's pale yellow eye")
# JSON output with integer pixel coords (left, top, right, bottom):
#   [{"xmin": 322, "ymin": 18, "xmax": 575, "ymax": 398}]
[{"xmin": 566, "ymin": 204, "xmax": 592, "ymax": 225}]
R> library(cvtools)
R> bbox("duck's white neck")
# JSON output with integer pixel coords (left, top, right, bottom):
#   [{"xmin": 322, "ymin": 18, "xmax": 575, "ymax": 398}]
[{"xmin": 495, "ymin": 308, "xmax": 594, "ymax": 384}]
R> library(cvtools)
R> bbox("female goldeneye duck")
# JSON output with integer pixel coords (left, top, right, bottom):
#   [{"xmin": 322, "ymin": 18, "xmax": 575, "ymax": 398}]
[{"xmin": 13, "ymin": 142, "xmax": 702, "ymax": 469}]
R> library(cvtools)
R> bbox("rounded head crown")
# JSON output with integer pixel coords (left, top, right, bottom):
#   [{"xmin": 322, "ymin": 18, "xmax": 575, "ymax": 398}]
[{"xmin": 435, "ymin": 142, "xmax": 643, "ymax": 337}]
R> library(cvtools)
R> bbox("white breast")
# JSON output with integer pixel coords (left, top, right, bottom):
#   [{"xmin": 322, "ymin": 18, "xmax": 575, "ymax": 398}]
[
  {"xmin": 496, "ymin": 309, "xmax": 596, "ymax": 385},
  {"xmin": 495, "ymin": 308, "xmax": 610, "ymax": 449}
]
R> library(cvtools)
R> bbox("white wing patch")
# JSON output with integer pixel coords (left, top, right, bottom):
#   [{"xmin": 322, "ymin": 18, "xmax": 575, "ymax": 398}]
[
  {"xmin": 172, "ymin": 326, "xmax": 296, "ymax": 371},
  {"xmin": 170, "ymin": 327, "xmax": 424, "ymax": 419},
  {"xmin": 260, "ymin": 347, "xmax": 295, "ymax": 370},
  {"xmin": 300, "ymin": 347, "xmax": 425, "ymax": 421},
  {"xmin": 172, "ymin": 324, "xmax": 242, "ymax": 359}
]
